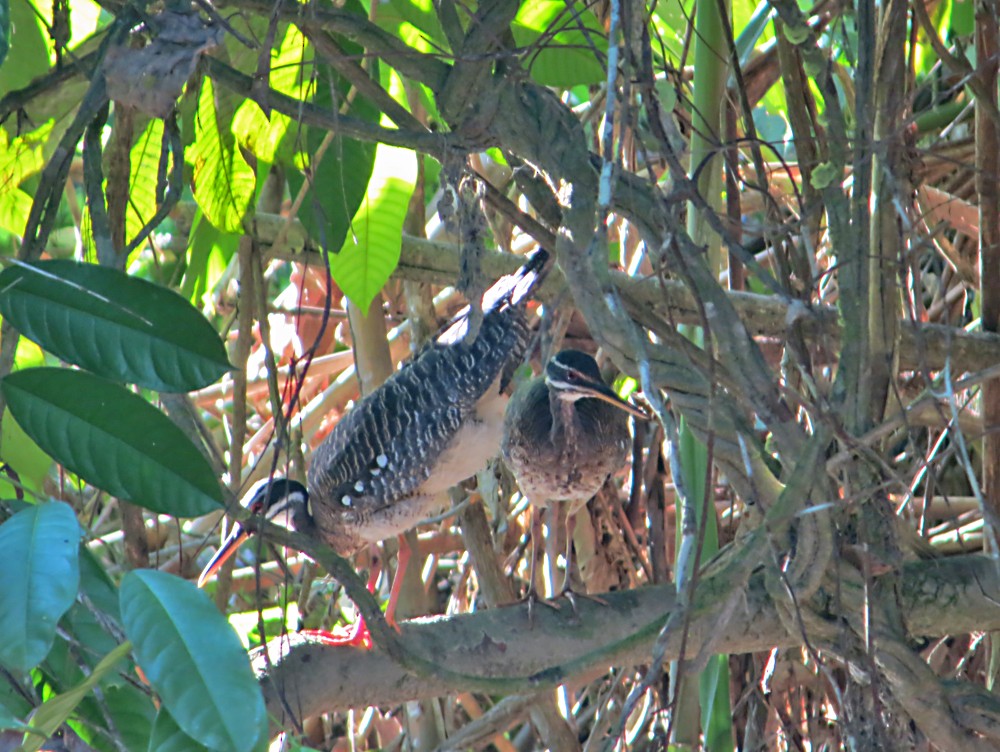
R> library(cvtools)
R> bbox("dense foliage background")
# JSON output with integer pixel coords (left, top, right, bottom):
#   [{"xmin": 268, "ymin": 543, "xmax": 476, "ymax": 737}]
[{"xmin": 2, "ymin": 0, "xmax": 1000, "ymax": 749}]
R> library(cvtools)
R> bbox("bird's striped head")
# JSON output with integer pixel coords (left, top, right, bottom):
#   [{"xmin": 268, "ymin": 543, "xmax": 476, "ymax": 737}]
[
  {"xmin": 544, "ymin": 350, "xmax": 648, "ymax": 418},
  {"xmin": 197, "ymin": 477, "xmax": 310, "ymax": 587}
]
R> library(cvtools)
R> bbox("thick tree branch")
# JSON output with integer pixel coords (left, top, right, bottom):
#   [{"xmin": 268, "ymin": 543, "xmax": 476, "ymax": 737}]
[
  {"xmin": 255, "ymin": 555, "xmax": 1000, "ymax": 735},
  {"xmin": 166, "ymin": 204, "xmax": 1000, "ymax": 385}
]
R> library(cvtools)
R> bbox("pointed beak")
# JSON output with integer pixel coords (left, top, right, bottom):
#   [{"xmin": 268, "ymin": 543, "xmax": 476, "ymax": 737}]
[
  {"xmin": 578, "ymin": 380, "xmax": 650, "ymax": 419},
  {"xmin": 197, "ymin": 523, "xmax": 252, "ymax": 587}
]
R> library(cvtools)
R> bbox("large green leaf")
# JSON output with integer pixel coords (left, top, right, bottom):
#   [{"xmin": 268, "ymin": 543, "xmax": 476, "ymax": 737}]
[
  {"xmin": 190, "ymin": 78, "xmax": 255, "ymax": 233},
  {"xmin": 233, "ymin": 25, "xmax": 310, "ymax": 165},
  {"xmin": 148, "ymin": 708, "xmax": 212, "ymax": 752},
  {"xmin": 0, "ymin": 503, "xmax": 81, "ymax": 673},
  {"xmin": 126, "ymin": 120, "xmax": 165, "ymax": 249},
  {"xmin": 286, "ymin": 60, "xmax": 379, "ymax": 254},
  {"xmin": 383, "ymin": 0, "xmax": 448, "ymax": 54},
  {"xmin": 0, "ymin": 0, "xmax": 48, "ymax": 94},
  {"xmin": 0, "ymin": 260, "xmax": 232, "ymax": 392},
  {"xmin": 120, "ymin": 570, "xmax": 266, "ymax": 752},
  {"xmin": 0, "ymin": 708, "xmax": 31, "ymax": 732},
  {"xmin": 0, "ymin": 122, "xmax": 52, "ymax": 235},
  {"xmin": 100, "ymin": 685, "xmax": 156, "ymax": 752},
  {"xmin": 1, "ymin": 368, "xmax": 223, "ymax": 516},
  {"xmin": 329, "ymin": 139, "xmax": 417, "ymax": 312},
  {"xmin": 179, "ymin": 213, "xmax": 239, "ymax": 306},
  {"xmin": 21, "ymin": 641, "xmax": 132, "ymax": 752},
  {"xmin": 512, "ymin": 2, "xmax": 607, "ymax": 88}
]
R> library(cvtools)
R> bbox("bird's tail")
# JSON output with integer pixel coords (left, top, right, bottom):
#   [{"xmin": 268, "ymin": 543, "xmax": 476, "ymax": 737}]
[
  {"xmin": 436, "ymin": 249, "xmax": 550, "ymax": 346},
  {"xmin": 481, "ymin": 247, "xmax": 550, "ymax": 313}
]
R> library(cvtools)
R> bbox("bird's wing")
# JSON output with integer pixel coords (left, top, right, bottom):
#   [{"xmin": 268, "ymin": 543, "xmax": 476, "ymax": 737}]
[
  {"xmin": 434, "ymin": 248, "xmax": 548, "ymax": 347},
  {"xmin": 308, "ymin": 250, "xmax": 549, "ymax": 512}
]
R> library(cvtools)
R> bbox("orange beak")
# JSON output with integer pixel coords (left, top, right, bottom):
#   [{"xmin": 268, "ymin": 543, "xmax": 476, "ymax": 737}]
[
  {"xmin": 197, "ymin": 523, "xmax": 252, "ymax": 587},
  {"xmin": 580, "ymin": 381, "xmax": 650, "ymax": 419}
]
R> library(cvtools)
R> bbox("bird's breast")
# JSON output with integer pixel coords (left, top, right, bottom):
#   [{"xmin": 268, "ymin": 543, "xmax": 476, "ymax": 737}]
[
  {"xmin": 418, "ymin": 376, "xmax": 508, "ymax": 495},
  {"xmin": 309, "ymin": 492, "xmax": 448, "ymax": 553}
]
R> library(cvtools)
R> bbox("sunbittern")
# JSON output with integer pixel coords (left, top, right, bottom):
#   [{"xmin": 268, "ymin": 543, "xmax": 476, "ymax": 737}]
[
  {"xmin": 199, "ymin": 249, "xmax": 549, "ymax": 644},
  {"xmin": 501, "ymin": 349, "xmax": 645, "ymax": 604}
]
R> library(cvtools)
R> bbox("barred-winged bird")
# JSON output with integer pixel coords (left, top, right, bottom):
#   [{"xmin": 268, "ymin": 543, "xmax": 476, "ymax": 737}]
[{"xmin": 199, "ymin": 249, "xmax": 550, "ymax": 645}]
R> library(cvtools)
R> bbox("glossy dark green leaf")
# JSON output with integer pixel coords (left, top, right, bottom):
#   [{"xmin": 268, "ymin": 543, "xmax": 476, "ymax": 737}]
[
  {"xmin": 1, "ymin": 369, "xmax": 222, "ymax": 516},
  {"xmin": 0, "ymin": 503, "xmax": 80, "ymax": 673},
  {"xmin": 103, "ymin": 685, "xmax": 156, "ymax": 752},
  {"xmin": 120, "ymin": 570, "xmax": 265, "ymax": 752},
  {"xmin": 0, "ymin": 260, "xmax": 232, "ymax": 392},
  {"xmin": 0, "ymin": 707, "xmax": 30, "ymax": 732},
  {"xmin": 148, "ymin": 709, "xmax": 213, "ymax": 752},
  {"xmin": 0, "ymin": 671, "xmax": 33, "ymax": 719}
]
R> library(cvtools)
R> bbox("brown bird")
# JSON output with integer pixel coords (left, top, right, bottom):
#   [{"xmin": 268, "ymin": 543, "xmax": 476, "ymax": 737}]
[
  {"xmin": 501, "ymin": 349, "xmax": 645, "ymax": 603},
  {"xmin": 199, "ymin": 249, "xmax": 549, "ymax": 644}
]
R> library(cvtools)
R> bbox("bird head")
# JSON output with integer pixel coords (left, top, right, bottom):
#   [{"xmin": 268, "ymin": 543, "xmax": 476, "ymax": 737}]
[
  {"xmin": 544, "ymin": 350, "xmax": 648, "ymax": 418},
  {"xmin": 197, "ymin": 477, "xmax": 310, "ymax": 587}
]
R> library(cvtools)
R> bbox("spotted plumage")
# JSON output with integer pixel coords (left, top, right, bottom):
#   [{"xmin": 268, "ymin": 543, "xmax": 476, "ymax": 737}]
[
  {"xmin": 302, "ymin": 249, "xmax": 548, "ymax": 552},
  {"xmin": 199, "ymin": 249, "xmax": 550, "ymax": 592}
]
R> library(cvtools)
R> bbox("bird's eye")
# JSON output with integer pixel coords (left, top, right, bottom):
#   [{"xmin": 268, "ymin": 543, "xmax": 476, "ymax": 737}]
[
  {"xmin": 568, "ymin": 369, "xmax": 584, "ymax": 381},
  {"xmin": 250, "ymin": 501, "xmax": 263, "ymax": 514}
]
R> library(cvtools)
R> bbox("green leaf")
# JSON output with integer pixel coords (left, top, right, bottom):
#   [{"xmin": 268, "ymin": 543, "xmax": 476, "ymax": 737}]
[
  {"xmin": 21, "ymin": 641, "xmax": 132, "ymax": 752},
  {"xmin": 1, "ymin": 407, "xmax": 52, "ymax": 494},
  {"xmin": 0, "ymin": 503, "xmax": 80, "ymax": 673},
  {"xmin": 148, "ymin": 708, "xmax": 212, "ymax": 752},
  {"xmin": 0, "ymin": 0, "xmax": 8, "ymax": 69},
  {"xmin": 120, "ymin": 570, "xmax": 266, "ymax": 752},
  {"xmin": 734, "ymin": 2, "xmax": 773, "ymax": 68},
  {"xmin": 0, "ymin": 122, "xmax": 53, "ymax": 235},
  {"xmin": 810, "ymin": 161, "xmax": 838, "ymax": 190},
  {"xmin": 950, "ymin": 0, "xmax": 975, "ymax": 37},
  {"xmin": 0, "ymin": 187, "xmax": 31, "ymax": 235},
  {"xmin": 190, "ymin": 78, "xmax": 255, "ymax": 233},
  {"xmin": 233, "ymin": 25, "xmax": 309, "ymax": 165},
  {"xmin": 126, "ymin": 120, "xmax": 165, "ymax": 250},
  {"xmin": 180, "ymin": 214, "xmax": 239, "ymax": 305},
  {"xmin": 0, "ymin": 707, "xmax": 31, "ymax": 732},
  {"xmin": 65, "ymin": 550, "xmax": 124, "ymax": 664},
  {"xmin": 781, "ymin": 21, "xmax": 811, "ymax": 45},
  {"xmin": 699, "ymin": 653, "xmax": 734, "ymax": 751},
  {"xmin": 1, "ymin": 368, "xmax": 223, "ymax": 516},
  {"xmin": 0, "ymin": 121, "xmax": 51, "ymax": 191},
  {"xmin": 0, "ymin": 260, "xmax": 232, "ymax": 392},
  {"xmin": 513, "ymin": 2, "xmax": 607, "ymax": 88},
  {"xmin": 0, "ymin": 0, "xmax": 48, "ymax": 94},
  {"xmin": 0, "ymin": 670, "xmax": 33, "ymax": 719},
  {"xmin": 383, "ymin": 0, "xmax": 448, "ymax": 53},
  {"xmin": 101, "ymin": 685, "xmax": 156, "ymax": 752},
  {"xmin": 329, "ymin": 141, "xmax": 417, "ymax": 311},
  {"xmin": 286, "ymin": 60, "xmax": 379, "ymax": 252}
]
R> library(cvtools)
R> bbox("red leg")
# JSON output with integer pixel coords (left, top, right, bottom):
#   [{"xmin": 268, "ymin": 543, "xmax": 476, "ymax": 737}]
[{"xmin": 300, "ymin": 558, "xmax": 381, "ymax": 649}]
